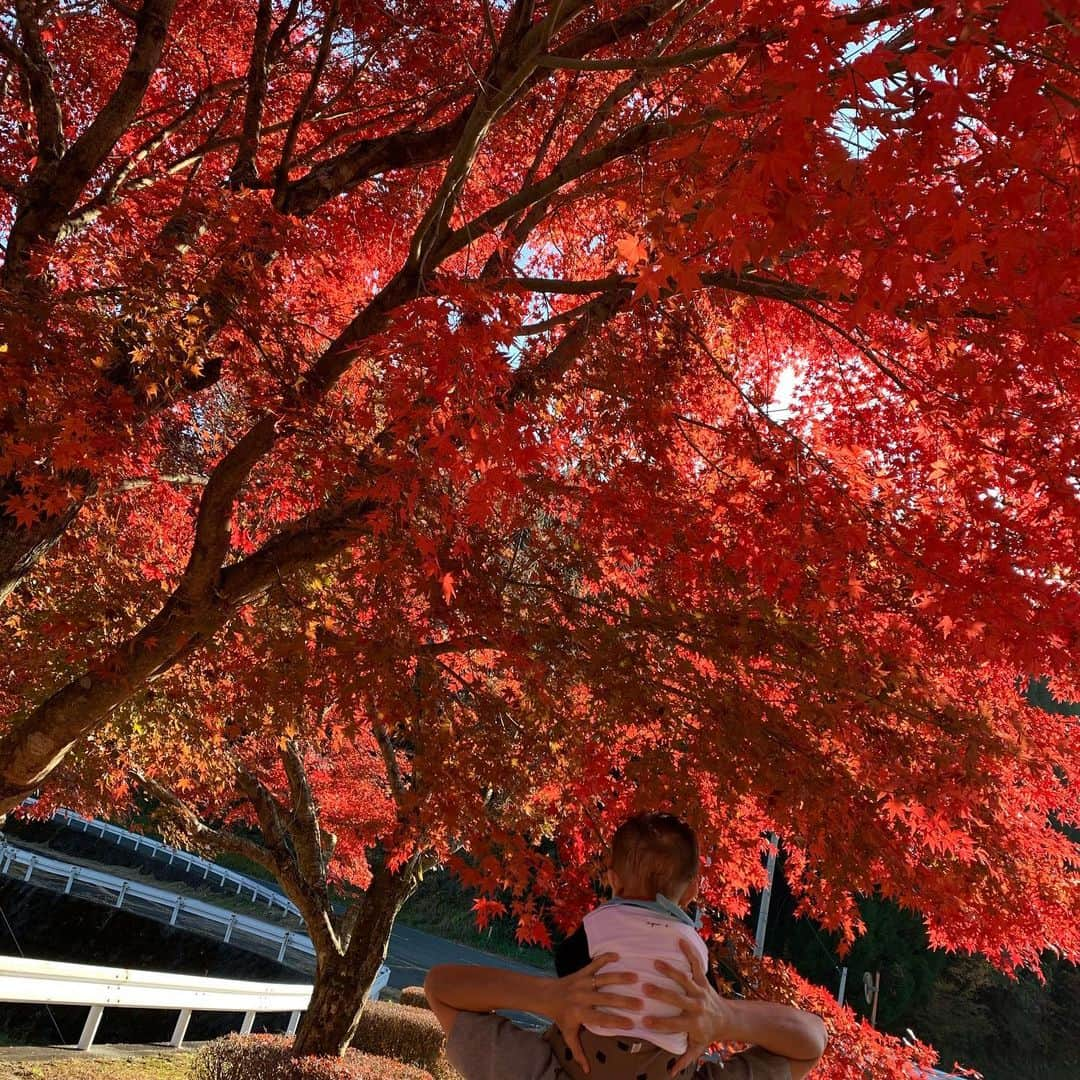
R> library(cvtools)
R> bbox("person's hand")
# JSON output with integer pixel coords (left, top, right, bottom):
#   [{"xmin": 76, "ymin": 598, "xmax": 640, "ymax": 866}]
[
  {"xmin": 641, "ymin": 939, "xmax": 734, "ymax": 1076},
  {"xmin": 546, "ymin": 952, "xmax": 641, "ymax": 1075}
]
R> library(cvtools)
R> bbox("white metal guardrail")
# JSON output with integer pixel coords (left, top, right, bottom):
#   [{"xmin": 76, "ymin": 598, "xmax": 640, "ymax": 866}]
[
  {"xmin": 22, "ymin": 799, "xmax": 301, "ymax": 921},
  {"xmin": 0, "ymin": 954, "xmax": 390, "ymax": 1051},
  {"xmin": 0, "ymin": 954, "xmax": 313, "ymax": 1050},
  {"xmin": 0, "ymin": 954, "xmax": 389, "ymax": 1051},
  {"xmin": 0, "ymin": 837, "xmax": 318, "ymax": 973}
]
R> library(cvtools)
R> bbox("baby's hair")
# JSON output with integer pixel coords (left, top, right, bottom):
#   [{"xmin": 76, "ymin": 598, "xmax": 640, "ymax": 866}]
[{"xmin": 611, "ymin": 811, "xmax": 699, "ymax": 899}]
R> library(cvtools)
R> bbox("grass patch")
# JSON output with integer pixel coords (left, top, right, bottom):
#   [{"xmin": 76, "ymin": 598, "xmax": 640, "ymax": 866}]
[{"xmin": 0, "ymin": 1051, "xmax": 194, "ymax": 1080}]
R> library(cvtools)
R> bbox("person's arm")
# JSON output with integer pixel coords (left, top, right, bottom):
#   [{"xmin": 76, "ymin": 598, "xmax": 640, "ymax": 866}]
[
  {"xmin": 641, "ymin": 940, "xmax": 828, "ymax": 1079},
  {"xmin": 425, "ymin": 953, "xmax": 641, "ymax": 1074}
]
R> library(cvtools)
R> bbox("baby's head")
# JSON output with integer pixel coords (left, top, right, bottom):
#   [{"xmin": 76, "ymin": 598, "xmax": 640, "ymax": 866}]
[{"xmin": 607, "ymin": 811, "xmax": 700, "ymax": 906}]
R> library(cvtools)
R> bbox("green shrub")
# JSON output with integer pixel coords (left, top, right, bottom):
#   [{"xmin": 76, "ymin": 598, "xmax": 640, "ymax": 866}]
[
  {"xmin": 352, "ymin": 1001, "xmax": 459, "ymax": 1079},
  {"xmin": 399, "ymin": 987, "xmax": 431, "ymax": 1010},
  {"xmin": 189, "ymin": 1033, "xmax": 433, "ymax": 1080}
]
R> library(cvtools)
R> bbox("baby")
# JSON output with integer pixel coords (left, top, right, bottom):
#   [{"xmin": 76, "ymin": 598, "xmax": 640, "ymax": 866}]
[{"xmin": 548, "ymin": 811, "xmax": 709, "ymax": 1079}]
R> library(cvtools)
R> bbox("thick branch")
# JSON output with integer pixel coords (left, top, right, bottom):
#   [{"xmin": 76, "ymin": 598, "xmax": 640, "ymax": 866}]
[
  {"xmin": 272, "ymin": 0, "xmax": 340, "ymax": 204},
  {"xmin": 235, "ymin": 762, "xmax": 343, "ymax": 956},
  {"xmin": 228, "ymin": 0, "xmax": 273, "ymax": 189},
  {"xmin": 13, "ymin": 0, "xmax": 65, "ymax": 172},
  {"xmin": 0, "ymin": 493, "xmax": 379, "ymax": 816},
  {"xmin": 372, "ymin": 720, "xmax": 408, "ymax": 808},
  {"xmin": 4, "ymin": 0, "xmax": 178, "ymax": 285},
  {"xmin": 408, "ymin": 0, "xmax": 591, "ymax": 272},
  {"xmin": 280, "ymin": 739, "xmax": 332, "ymax": 889},
  {"xmin": 433, "ymin": 106, "xmax": 734, "ymax": 266},
  {"xmin": 278, "ymin": 0, "xmax": 686, "ymax": 218},
  {"xmin": 134, "ymin": 769, "xmax": 279, "ymax": 875}
]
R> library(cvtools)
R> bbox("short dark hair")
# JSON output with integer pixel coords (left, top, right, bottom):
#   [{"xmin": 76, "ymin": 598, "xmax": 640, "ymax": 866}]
[{"xmin": 611, "ymin": 812, "xmax": 699, "ymax": 898}]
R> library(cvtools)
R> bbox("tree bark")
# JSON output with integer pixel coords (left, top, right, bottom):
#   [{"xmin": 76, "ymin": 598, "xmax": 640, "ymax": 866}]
[
  {"xmin": 292, "ymin": 867, "xmax": 416, "ymax": 1058},
  {"xmin": 0, "ymin": 481, "xmax": 86, "ymax": 603}
]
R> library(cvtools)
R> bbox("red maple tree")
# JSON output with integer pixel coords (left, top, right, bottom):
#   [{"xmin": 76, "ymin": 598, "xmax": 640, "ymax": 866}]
[{"xmin": 2, "ymin": 0, "xmax": 1079, "ymax": 1072}]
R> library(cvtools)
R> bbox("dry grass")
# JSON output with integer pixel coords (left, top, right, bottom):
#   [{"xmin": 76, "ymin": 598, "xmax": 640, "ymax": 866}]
[{"xmin": 0, "ymin": 1051, "xmax": 194, "ymax": 1080}]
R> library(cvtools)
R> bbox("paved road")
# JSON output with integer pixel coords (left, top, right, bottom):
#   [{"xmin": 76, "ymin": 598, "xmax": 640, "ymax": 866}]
[
  {"xmin": 384, "ymin": 924, "xmax": 543, "ymax": 989},
  {"xmin": 385, "ymin": 923, "xmax": 550, "ymax": 1028}
]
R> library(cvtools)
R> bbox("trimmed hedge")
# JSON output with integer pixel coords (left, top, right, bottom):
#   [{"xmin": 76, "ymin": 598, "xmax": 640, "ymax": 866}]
[
  {"xmin": 189, "ymin": 1033, "xmax": 433, "ymax": 1080},
  {"xmin": 399, "ymin": 987, "xmax": 431, "ymax": 1010},
  {"xmin": 352, "ymin": 1000, "xmax": 459, "ymax": 1080}
]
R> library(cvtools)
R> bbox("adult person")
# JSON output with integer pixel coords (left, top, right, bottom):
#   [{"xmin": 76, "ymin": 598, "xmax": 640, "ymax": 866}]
[
  {"xmin": 425, "ymin": 946, "xmax": 828, "ymax": 1079},
  {"xmin": 426, "ymin": 810, "xmax": 827, "ymax": 1080}
]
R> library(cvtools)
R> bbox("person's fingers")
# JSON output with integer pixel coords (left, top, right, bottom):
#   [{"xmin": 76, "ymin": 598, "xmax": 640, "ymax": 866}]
[
  {"xmin": 652, "ymin": 959, "xmax": 697, "ymax": 995},
  {"xmin": 679, "ymin": 939, "xmax": 707, "ymax": 987},
  {"xmin": 586, "ymin": 1008, "xmax": 635, "ymax": 1029},
  {"xmin": 642, "ymin": 980, "xmax": 693, "ymax": 1008},
  {"xmin": 595, "ymin": 970, "xmax": 638, "ymax": 988},
  {"xmin": 641, "ymin": 1014, "xmax": 687, "ymax": 1034},
  {"xmin": 584, "ymin": 952, "xmax": 620, "ymax": 973},
  {"xmin": 565, "ymin": 1025, "xmax": 590, "ymax": 1074},
  {"xmin": 669, "ymin": 1044, "xmax": 704, "ymax": 1077},
  {"xmin": 595, "ymin": 991, "xmax": 643, "ymax": 1010}
]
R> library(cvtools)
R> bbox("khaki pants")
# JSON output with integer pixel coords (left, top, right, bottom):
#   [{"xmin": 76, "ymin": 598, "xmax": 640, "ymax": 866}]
[{"xmin": 445, "ymin": 1011, "xmax": 794, "ymax": 1080}]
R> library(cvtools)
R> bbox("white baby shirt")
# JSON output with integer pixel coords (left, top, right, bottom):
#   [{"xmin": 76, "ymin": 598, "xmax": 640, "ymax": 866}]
[{"xmin": 581, "ymin": 898, "xmax": 709, "ymax": 1056}]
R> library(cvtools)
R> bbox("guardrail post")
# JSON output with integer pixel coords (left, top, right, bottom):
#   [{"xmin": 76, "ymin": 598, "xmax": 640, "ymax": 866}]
[
  {"xmin": 224, "ymin": 915, "xmax": 237, "ymax": 944},
  {"xmin": 78, "ymin": 1005, "xmax": 104, "ymax": 1051},
  {"xmin": 64, "ymin": 867, "xmax": 76, "ymax": 894},
  {"xmin": 240, "ymin": 1011, "xmax": 256, "ymax": 1035},
  {"xmin": 277, "ymin": 932, "xmax": 291, "ymax": 963},
  {"xmin": 170, "ymin": 896, "xmax": 182, "ymax": 926},
  {"xmin": 170, "ymin": 1008, "xmax": 193, "ymax": 1048},
  {"xmin": 114, "ymin": 882, "xmax": 128, "ymax": 908},
  {"xmin": 23, "ymin": 856, "xmax": 34, "ymax": 882},
  {"xmin": 286, "ymin": 1011, "xmax": 301, "ymax": 1036}
]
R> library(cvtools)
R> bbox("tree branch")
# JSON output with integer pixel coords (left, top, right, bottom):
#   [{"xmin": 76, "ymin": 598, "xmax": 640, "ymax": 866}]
[
  {"xmin": 4, "ymin": 0, "xmax": 179, "ymax": 285},
  {"xmin": 279, "ymin": 738, "xmax": 332, "ymax": 890},
  {"xmin": 228, "ymin": 0, "xmax": 274, "ymax": 189},
  {"xmin": 234, "ymin": 760, "xmax": 343, "ymax": 955},
  {"xmin": 272, "ymin": 0, "xmax": 340, "ymax": 205},
  {"xmin": 133, "ymin": 768, "xmax": 279, "ymax": 874}
]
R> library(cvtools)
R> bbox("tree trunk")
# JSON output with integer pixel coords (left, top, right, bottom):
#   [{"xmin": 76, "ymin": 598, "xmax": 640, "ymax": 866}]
[{"xmin": 292, "ymin": 868, "xmax": 416, "ymax": 1058}]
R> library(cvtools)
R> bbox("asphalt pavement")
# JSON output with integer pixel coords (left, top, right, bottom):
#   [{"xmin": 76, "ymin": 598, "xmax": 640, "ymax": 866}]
[
  {"xmin": 384, "ymin": 924, "xmax": 542, "ymax": 989},
  {"xmin": 384, "ymin": 923, "xmax": 551, "ymax": 1028}
]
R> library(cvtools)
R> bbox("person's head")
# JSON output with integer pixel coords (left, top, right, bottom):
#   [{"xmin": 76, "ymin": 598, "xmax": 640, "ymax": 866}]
[{"xmin": 606, "ymin": 811, "xmax": 700, "ymax": 906}]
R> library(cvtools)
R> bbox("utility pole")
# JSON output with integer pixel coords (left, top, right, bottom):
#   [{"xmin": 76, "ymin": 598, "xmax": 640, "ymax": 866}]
[
  {"xmin": 864, "ymin": 970, "xmax": 881, "ymax": 1027},
  {"xmin": 753, "ymin": 832, "xmax": 779, "ymax": 958}
]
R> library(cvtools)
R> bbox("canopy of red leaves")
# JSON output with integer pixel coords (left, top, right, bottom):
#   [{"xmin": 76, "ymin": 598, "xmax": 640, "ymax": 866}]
[{"xmin": 1, "ymin": 3, "xmax": 1078, "ymax": 1073}]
